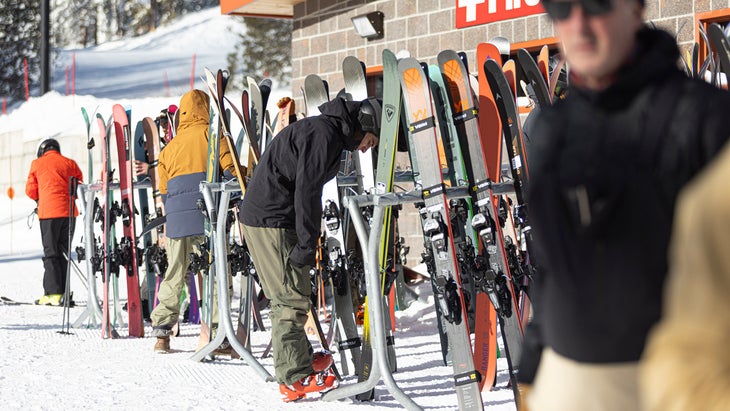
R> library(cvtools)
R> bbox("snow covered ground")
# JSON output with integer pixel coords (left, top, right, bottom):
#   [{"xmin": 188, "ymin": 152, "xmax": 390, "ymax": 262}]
[
  {"xmin": 0, "ymin": 196, "xmax": 516, "ymax": 410},
  {"xmin": 0, "ymin": 6, "xmax": 516, "ymax": 410}
]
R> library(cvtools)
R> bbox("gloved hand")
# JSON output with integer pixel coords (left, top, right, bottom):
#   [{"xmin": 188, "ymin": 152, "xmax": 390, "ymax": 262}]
[{"xmin": 289, "ymin": 245, "xmax": 315, "ymax": 268}]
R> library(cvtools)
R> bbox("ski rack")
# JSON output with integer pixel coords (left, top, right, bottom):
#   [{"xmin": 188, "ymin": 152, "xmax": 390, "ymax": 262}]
[
  {"xmin": 318, "ymin": 185, "xmax": 463, "ymax": 409},
  {"xmin": 193, "ymin": 180, "xmax": 275, "ymax": 383},
  {"xmin": 336, "ymin": 170, "xmax": 516, "ymax": 194},
  {"xmin": 323, "ymin": 180, "xmax": 515, "ymax": 408},
  {"xmin": 73, "ymin": 181, "xmax": 152, "ymax": 330}
]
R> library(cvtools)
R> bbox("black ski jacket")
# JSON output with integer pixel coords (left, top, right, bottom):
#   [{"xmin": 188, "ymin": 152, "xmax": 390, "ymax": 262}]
[
  {"xmin": 240, "ymin": 98, "xmax": 363, "ymax": 267},
  {"xmin": 520, "ymin": 28, "xmax": 730, "ymax": 382}
]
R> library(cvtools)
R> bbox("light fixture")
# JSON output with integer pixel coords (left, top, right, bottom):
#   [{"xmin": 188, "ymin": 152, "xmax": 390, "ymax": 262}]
[{"xmin": 351, "ymin": 11, "xmax": 384, "ymax": 40}]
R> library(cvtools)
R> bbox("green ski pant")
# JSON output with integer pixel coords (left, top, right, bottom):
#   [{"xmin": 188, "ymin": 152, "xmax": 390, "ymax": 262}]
[
  {"xmin": 151, "ymin": 235, "xmax": 222, "ymax": 333},
  {"xmin": 241, "ymin": 224, "xmax": 313, "ymax": 385}
]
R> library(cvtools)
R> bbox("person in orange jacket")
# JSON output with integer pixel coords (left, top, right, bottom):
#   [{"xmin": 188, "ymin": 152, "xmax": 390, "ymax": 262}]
[{"xmin": 25, "ymin": 138, "xmax": 83, "ymax": 306}]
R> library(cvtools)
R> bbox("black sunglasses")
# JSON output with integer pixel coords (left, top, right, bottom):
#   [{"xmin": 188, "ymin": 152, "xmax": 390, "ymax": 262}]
[{"xmin": 542, "ymin": 0, "xmax": 614, "ymax": 20}]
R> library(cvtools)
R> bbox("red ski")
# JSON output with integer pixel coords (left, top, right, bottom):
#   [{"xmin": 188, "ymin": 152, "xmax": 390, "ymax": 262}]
[{"xmin": 112, "ymin": 104, "xmax": 144, "ymax": 337}]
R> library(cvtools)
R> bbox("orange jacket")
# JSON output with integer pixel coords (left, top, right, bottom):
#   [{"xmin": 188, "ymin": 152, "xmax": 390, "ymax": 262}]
[{"xmin": 25, "ymin": 150, "xmax": 83, "ymax": 219}]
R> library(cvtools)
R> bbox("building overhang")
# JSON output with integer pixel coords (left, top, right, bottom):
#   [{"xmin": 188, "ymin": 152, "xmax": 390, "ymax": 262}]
[{"xmin": 220, "ymin": 0, "xmax": 304, "ymax": 18}]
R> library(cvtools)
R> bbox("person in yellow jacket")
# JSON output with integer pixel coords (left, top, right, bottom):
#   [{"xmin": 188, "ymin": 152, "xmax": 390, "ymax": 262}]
[
  {"xmin": 640, "ymin": 141, "xmax": 730, "ymax": 411},
  {"xmin": 151, "ymin": 89, "xmax": 237, "ymax": 352},
  {"xmin": 25, "ymin": 138, "xmax": 83, "ymax": 306}
]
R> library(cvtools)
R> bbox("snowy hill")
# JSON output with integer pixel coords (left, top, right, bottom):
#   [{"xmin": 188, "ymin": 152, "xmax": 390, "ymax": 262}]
[
  {"xmin": 51, "ymin": 7, "xmax": 249, "ymax": 99},
  {"xmin": 0, "ymin": 6, "xmax": 287, "ymax": 199}
]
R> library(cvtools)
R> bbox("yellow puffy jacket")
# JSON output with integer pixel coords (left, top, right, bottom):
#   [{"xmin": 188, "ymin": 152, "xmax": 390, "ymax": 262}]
[{"xmin": 158, "ymin": 89, "xmax": 237, "ymax": 238}]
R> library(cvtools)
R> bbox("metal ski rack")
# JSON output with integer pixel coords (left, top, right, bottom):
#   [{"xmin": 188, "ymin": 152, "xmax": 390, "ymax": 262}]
[
  {"xmin": 73, "ymin": 180, "xmax": 152, "ymax": 329},
  {"xmin": 192, "ymin": 180, "xmax": 275, "ymax": 383},
  {"xmin": 322, "ymin": 184, "xmax": 476, "ymax": 410}
]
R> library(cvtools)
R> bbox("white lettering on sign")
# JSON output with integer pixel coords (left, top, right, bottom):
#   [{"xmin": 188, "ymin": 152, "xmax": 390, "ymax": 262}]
[
  {"xmin": 457, "ymin": 0, "xmax": 544, "ymax": 27},
  {"xmin": 458, "ymin": 0, "xmax": 486, "ymax": 22}
]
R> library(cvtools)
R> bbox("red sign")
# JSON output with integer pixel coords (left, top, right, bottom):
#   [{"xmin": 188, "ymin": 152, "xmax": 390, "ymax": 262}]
[{"xmin": 456, "ymin": 0, "xmax": 545, "ymax": 28}]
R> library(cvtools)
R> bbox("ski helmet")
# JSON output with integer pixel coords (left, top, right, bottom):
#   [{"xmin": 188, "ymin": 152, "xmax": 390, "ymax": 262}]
[
  {"xmin": 37, "ymin": 138, "xmax": 60, "ymax": 158},
  {"xmin": 358, "ymin": 98, "xmax": 382, "ymax": 137}
]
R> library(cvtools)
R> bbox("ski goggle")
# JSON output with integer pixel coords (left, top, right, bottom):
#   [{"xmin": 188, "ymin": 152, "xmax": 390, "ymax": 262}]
[{"xmin": 542, "ymin": 0, "xmax": 614, "ymax": 21}]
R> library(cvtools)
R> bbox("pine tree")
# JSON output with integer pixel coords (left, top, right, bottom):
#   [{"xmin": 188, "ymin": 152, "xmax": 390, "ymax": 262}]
[
  {"xmin": 230, "ymin": 17, "xmax": 292, "ymax": 85},
  {"xmin": 0, "ymin": 0, "xmax": 41, "ymax": 104},
  {"xmin": 52, "ymin": 0, "xmax": 97, "ymax": 48}
]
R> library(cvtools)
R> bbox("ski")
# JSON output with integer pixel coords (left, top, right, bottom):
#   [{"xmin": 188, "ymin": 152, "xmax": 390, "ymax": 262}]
[
  {"xmin": 484, "ymin": 59, "xmax": 530, "ymax": 205},
  {"xmin": 141, "ymin": 117, "xmax": 168, "ymax": 310},
  {"xmin": 203, "ymin": 67, "xmax": 248, "ymax": 354},
  {"xmin": 304, "ymin": 74, "xmax": 328, "ymax": 116},
  {"xmin": 477, "ymin": 43, "xmax": 504, "ymax": 183},
  {"xmin": 274, "ymin": 97, "xmax": 295, "ymax": 135},
  {"xmin": 537, "ymin": 45, "xmax": 550, "ymax": 88},
  {"xmin": 484, "ymin": 58, "xmax": 538, "ymax": 327},
  {"xmin": 247, "ymin": 77, "xmax": 264, "ymax": 152},
  {"xmin": 428, "ymin": 62, "xmax": 476, "ymax": 368},
  {"xmin": 112, "ymin": 104, "xmax": 144, "ymax": 337},
  {"xmin": 81, "ymin": 106, "xmax": 96, "ymax": 179},
  {"xmin": 518, "ymin": 49, "xmax": 551, "ymax": 108},
  {"xmin": 343, "ymin": 54, "xmax": 400, "ymax": 401},
  {"xmin": 399, "ymin": 56, "xmax": 483, "ymax": 410},
  {"xmin": 708, "ymin": 23, "xmax": 730, "ymax": 83},
  {"xmin": 258, "ymin": 78, "xmax": 273, "ymax": 152},
  {"xmin": 302, "ymin": 73, "xmax": 362, "ymax": 378},
  {"xmin": 439, "ymin": 50, "xmax": 524, "ymax": 396},
  {"xmin": 134, "ymin": 119, "xmax": 155, "ymax": 317},
  {"xmin": 96, "ymin": 113, "xmax": 118, "ymax": 339}
]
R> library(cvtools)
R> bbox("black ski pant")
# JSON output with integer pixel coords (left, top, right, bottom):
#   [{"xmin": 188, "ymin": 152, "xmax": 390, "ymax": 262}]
[{"xmin": 40, "ymin": 217, "xmax": 75, "ymax": 295}]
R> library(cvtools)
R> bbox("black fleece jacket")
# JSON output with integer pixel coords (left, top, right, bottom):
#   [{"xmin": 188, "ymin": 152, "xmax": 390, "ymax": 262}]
[
  {"xmin": 240, "ymin": 98, "xmax": 363, "ymax": 267},
  {"xmin": 519, "ymin": 28, "xmax": 730, "ymax": 382}
]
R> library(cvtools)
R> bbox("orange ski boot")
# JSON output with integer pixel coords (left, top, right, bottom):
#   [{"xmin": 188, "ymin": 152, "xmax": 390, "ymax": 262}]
[
  {"xmin": 311, "ymin": 351, "xmax": 334, "ymax": 372},
  {"xmin": 279, "ymin": 352, "xmax": 337, "ymax": 402}
]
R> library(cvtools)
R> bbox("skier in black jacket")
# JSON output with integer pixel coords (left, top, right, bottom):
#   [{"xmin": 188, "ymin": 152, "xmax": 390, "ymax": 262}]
[
  {"xmin": 240, "ymin": 97, "xmax": 379, "ymax": 401},
  {"xmin": 520, "ymin": 0, "xmax": 730, "ymax": 409}
]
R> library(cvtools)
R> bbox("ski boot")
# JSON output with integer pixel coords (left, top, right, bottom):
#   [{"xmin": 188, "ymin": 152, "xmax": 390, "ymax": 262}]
[
  {"xmin": 35, "ymin": 294, "xmax": 62, "ymax": 306},
  {"xmin": 279, "ymin": 352, "xmax": 338, "ymax": 402}
]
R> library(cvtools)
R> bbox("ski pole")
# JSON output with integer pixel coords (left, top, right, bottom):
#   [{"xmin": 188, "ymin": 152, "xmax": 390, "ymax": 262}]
[{"xmin": 59, "ymin": 176, "xmax": 78, "ymax": 335}]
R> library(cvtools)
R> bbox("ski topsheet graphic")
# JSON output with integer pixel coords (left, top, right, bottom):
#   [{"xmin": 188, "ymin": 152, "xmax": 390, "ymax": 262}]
[
  {"xmin": 399, "ymin": 56, "xmax": 484, "ymax": 411},
  {"xmin": 112, "ymin": 104, "xmax": 144, "ymax": 337}
]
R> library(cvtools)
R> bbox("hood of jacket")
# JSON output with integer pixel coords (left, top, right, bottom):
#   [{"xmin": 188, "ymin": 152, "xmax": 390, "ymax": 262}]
[
  {"xmin": 177, "ymin": 89, "xmax": 210, "ymax": 133},
  {"xmin": 318, "ymin": 98, "xmax": 363, "ymax": 151},
  {"xmin": 572, "ymin": 27, "xmax": 681, "ymax": 111}
]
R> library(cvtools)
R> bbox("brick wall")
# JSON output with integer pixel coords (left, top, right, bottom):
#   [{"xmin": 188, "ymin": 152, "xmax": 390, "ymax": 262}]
[
  {"xmin": 291, "ymin": 0, "xmax": 730, "ymax": 101},
  {"xmin": 289, "ymin": 0, "xmax": 730, "ymax": 264}
]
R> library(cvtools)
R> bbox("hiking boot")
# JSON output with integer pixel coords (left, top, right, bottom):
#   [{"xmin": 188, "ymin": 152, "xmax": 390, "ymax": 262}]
[
  {"xmin": 279, "ymin": 370, "xmax": 338, "ymax": 402},
  {"xmin": 154, "ymin": 336, "xmax": 171, "ymax": 353},
  {"xmin": 35, "ymin": 294, "xmax": 62, "ymax": 306}
]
